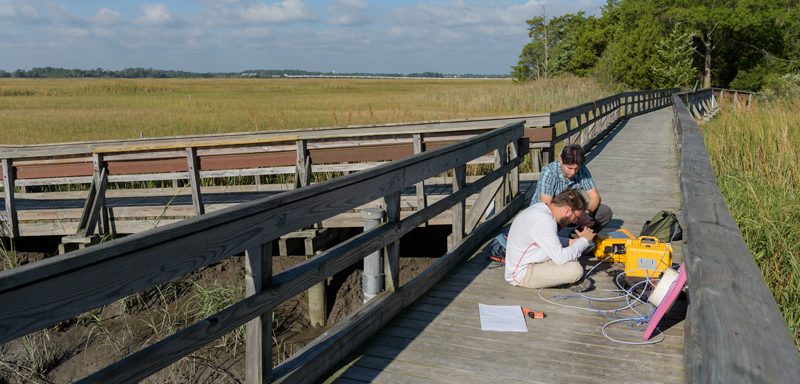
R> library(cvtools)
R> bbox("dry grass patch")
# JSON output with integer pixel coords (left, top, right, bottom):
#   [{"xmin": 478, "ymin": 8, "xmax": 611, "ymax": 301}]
[{"xmin": 0, "ymin": 77, "xmax": 611, "ymax": 144}]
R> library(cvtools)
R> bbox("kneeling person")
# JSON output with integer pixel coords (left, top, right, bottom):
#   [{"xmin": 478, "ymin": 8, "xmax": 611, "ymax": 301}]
[
  {"xmin": 532, "ymin": 143, "xmax": 612, "ymax": 233},
  {"xmin": 505, "ymin": 190, "xmax": 596, "ymax": 289}
]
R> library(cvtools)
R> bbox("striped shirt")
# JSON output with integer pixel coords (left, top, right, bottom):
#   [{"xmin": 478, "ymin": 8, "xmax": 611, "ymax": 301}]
[{"xmin": 531, "ymin": 161, "xmax": 596, "ymax": 204}]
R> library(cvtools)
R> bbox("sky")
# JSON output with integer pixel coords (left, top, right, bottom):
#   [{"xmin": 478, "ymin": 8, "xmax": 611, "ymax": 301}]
[{"xmin": 1, "ymin": 1, "xmax": 604, "ymax": 75}]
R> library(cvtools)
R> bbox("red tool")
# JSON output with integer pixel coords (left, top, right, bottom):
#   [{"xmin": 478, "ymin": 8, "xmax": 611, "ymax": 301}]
[{"xmin": 522, "ymin": 306, "xmax": 545, "ymax": 319}]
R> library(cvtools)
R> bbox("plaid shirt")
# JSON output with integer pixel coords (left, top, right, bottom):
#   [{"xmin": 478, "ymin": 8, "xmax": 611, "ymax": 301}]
[{"xmin": 531, "ymin": 161, "xmax": 596, "ymax": 204}]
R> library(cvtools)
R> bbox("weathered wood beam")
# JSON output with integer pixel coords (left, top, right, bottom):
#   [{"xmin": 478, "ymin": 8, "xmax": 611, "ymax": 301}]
[
  {"xmin": 1, "ymin": 159, "xmax": 19, "ymax": 238},
  {"xmin": 186, "ymin": 147, "xmax": 204, "ymax": 216},
  {"xmin": 245, "ymin": 242, "xmax": 273, "ymax": 384}
]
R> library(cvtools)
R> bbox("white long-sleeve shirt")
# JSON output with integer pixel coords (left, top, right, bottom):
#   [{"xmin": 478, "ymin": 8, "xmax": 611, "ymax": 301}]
[{"xmin": 504, "ymin": 203, "xmax": 589, "ymax": 286}]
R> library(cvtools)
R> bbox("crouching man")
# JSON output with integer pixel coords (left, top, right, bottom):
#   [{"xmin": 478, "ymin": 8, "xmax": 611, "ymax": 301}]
[
  {"xmin": 505, "ymin": 190, "xmax": 596, "ymax": 289},
  {"xmin": 532, "ymin": 143, "xmax": 612, "ymax": 233}
]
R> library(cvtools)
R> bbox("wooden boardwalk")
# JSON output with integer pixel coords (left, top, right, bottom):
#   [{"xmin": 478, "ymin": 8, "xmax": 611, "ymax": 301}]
[{"xmin": 327, "ymin": 108, "xmax": 686, "ymax": 383}]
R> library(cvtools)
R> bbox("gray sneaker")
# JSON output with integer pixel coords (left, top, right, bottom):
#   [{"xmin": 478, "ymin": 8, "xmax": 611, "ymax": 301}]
[{"xmin": 568, "ymin": 279, "xmax": 592, "ymax": 293}]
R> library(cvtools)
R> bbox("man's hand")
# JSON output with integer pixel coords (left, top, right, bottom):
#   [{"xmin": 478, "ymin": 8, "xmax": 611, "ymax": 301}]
[{"xmin": 576, "ymin": 226, "xmax": 595, "ymax": 241}]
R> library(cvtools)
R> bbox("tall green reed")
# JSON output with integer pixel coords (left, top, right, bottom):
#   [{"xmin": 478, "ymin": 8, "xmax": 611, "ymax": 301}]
[{"xmin": 702, "ymin": 99, "xmax": 800, "ymax": 349}]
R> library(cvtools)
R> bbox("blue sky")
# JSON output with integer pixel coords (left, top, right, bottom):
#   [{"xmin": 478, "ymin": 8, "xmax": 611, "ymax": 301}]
[{"xmin": 1, "ymin": 1, "xmax": 604, "ymax": 74}]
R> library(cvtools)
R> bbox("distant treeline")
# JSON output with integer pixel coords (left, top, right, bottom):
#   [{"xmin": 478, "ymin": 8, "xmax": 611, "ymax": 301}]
[{"xmin": 0, "ymin": 67, "xmax": 507, "ymax": 79}]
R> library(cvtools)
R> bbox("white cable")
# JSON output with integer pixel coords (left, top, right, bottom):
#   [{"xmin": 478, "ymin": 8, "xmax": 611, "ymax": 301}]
[{"xmin": 535, "ymin": 244, "xmax": 677, "ymax": 345}]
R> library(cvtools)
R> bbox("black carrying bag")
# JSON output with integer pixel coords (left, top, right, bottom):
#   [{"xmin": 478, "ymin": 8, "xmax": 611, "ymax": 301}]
[{"xmin": 640, "ymin": 210, "xmax": 683, "ymax": 242}]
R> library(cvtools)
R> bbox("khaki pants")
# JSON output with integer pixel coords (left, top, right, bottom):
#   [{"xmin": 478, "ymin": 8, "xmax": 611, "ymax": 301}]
[{"xmin": 517, "ymin": 260, "xmax": 583, "ymax": 289}]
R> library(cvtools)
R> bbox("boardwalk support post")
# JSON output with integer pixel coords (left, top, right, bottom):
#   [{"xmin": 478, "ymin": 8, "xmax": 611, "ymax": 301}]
[
  {"xmin": 412, "ymin": 134, "xmax": 427, "ymax": 223},
  {"xmin": 186, "ymin": 147, "xmax": 204, "ymax": 216},
  {"xmin": 362, "ymin": 208, "xmax": 384, "ymax": 302},
  {"xmin": 1, "ymin": 159, "xmax": 19, "ymax": 238},
  {"xmin": 245, "ymin": 241, "xmax": 273, "ymax": 384}
]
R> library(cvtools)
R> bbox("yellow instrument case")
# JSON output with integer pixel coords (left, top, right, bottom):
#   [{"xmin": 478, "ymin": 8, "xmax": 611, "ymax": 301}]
[{"xmin": 593, "ymin": 229, "xmax": 672, "ymax": 278}]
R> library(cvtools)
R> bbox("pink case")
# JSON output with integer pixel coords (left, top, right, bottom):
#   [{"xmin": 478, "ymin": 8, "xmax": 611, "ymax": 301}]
[{"xmin": 643, "ymin": 263, "xmax": 687, "ymax": 340}]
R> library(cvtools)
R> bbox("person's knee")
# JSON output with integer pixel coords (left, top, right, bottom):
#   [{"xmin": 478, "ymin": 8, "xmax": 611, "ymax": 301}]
[
  {"xmin": 565, "ymin": 262, "xmax": 583, "ymax": 283},
  {"xmin": 593, "ymin": 204, "xmax": 613, "ymax": 228}
]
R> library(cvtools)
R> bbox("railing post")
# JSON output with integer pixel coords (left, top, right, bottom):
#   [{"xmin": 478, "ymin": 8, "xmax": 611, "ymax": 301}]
[
  {"xmin": 245, "ymin": 241, "xmax": 273, "ymax": 384},
  {"xmin": 494, "ymin": 146, "xmax": 509, "ymax": 212},
  {"xmin": 186, "ymin": 147, "xmax": 204, "ymax": 216},
  {"xmin": 383, "ymin": 192, "xmax": 401, "ymax": 292},
  {"xmin": 449, "ymin": 165, "xmax": 466, "ymax": 250},
  {"xmin": 412, "ymin": 134, "xmax": 427, "ymax": 220},
  {"xmin": 294, "ymin": 140, "xmax": 311, "ymax": 189},
  {"xmin": 564, "ymin": 118, "xmax": 573, "ymax": 145},
  {"xmin": 1, "ymin": 159, "xmax": 19, "ymax": 238},
  {"xmin": 93, "ymin": 153, "xmax": 110, "ymax": 235},
  {"xmin": 509, "ymin": 139, "xmax": 521, "ymax": 200},
  {"xmin": 362, "ymin": 208, "xmax": 384, "ymax": 302}
]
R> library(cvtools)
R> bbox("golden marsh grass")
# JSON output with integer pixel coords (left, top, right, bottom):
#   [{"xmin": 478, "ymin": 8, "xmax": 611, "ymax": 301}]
[
  {"xmin": 702, "ymin": 99, "xmax": 800, "ymax": 348},
  {"xmin": 0, "ymin": 76, "xmax": 611, "ymax": 144}
]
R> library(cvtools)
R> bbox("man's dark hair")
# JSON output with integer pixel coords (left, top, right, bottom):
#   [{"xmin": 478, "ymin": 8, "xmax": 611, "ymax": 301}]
[
  {"xmin": 560, "ymin": 144, "xmax": 585, "ymax": 166},
  {"xmin": 551, "ymin": 189, "xmax": 587, "ymax": 211}
]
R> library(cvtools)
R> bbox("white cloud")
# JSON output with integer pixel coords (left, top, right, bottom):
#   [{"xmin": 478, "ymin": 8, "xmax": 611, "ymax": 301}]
[
  {"xmin": 94, "ymin": 8, "xmax": 121, "ymax": 24},
  {"xmin": 58, "ymin": 26, "xmax": 91, "ymax": 38},
  {"xmin": 240, "ymin": 0, "xmax": 318, "ymax": 23},
  {"xmin": 390, "ymin": 1, "xmax": 541, "ymax": 28},
  {"xmin": 136, "ymin": 4, "xmax": 176, "ymax": 26},
  {"xmin": 328, "ymin": 0, "xmax": 370, "ymax": 26},
  {"xmin": 0, "ymin": 2, "xmax": 40, "ymax": 20},
  {"xmin": 336, "ymin": 0, "xmax": 368, "ymax": 9}
]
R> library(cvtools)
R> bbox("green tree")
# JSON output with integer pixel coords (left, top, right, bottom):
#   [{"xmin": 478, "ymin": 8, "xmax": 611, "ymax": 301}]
[
  {"xmin": 512, "ymin": 15, "xmax": 551, "ymax": 81},
  {"xmin": 652, "ymin": 25, "xmax": 697, "ymax": 87},
  {"xmin": 512, "ymin": 0, "xmax": 799, "ymax": 90}
]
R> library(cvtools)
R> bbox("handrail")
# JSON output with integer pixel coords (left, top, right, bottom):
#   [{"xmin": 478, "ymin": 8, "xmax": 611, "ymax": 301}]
[
  {"xmin": 0, "ymin": 120, "xmax": 529, "ymax": 382},
  {"xmin": 672, "ymin": 90, "xmax": 800, "ymax": 382}
]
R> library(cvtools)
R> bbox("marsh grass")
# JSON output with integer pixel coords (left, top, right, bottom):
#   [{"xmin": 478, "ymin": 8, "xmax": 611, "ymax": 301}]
[
  {"xmin": 702, "ymin": 98, "xmax": 800, "ymax": 349},
  {"xmin": 0, "ymin": 77, "xmax": 611, "ymax": 145}
]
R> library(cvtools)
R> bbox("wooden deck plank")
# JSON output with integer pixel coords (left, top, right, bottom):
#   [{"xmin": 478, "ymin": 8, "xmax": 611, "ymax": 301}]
[{"xmin": 328, "ymin": 109, "xmax": 686, "ymax": 383}]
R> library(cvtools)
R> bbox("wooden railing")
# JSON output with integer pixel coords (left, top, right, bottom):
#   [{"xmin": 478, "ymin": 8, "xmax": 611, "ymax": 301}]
[
  {"xmin": 0, "ymin": 88, "xmax": 675, "ymax": 239},
  {"xmin": 672, "ymin": 90, "xmax": 799, "ymax": 383},
  {"xmin": 0, "ymin": 121, "xmax": 529, "ymax": 383},
  {"xmin": 0, "ymin": 88, "xmax": 677, "ymax": 383}
]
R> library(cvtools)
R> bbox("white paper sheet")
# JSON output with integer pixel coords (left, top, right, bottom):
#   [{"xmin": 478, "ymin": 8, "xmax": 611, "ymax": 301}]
[{"xmin": 478, "ymin": 303, "xmax": 528, "ymax": 332}]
